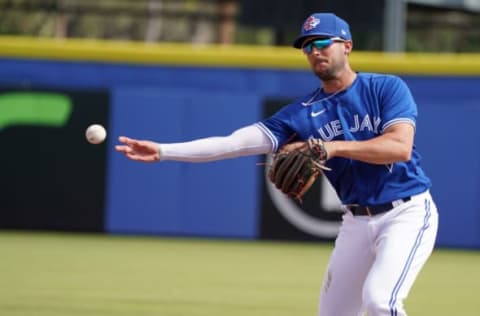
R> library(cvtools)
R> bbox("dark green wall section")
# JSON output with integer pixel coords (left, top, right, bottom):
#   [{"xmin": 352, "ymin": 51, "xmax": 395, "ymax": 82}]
[{"xmin": 0, "ymin": 89, "xmax": 109, "ymax": 232}]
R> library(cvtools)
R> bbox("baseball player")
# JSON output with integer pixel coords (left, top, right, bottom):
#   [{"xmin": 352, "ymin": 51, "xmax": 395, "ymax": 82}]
[{"xmin": 116, "ymin": 12, "xmax": 438, "ymax": 316}]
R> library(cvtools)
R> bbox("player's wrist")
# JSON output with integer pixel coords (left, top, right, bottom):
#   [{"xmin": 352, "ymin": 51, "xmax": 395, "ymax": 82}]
[
  {"xmin": 157, "ymin": 143, "xmax": 163, "ymax": 161},
  {"xmin": 323, "ymin": 141, "xmax": 335, "ymax": 160}
]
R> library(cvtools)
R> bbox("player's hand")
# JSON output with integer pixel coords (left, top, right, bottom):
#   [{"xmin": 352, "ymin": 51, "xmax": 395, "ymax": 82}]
[{"xmin": 115, "ymin": 136, "xmax": 161, "ymax": 162}]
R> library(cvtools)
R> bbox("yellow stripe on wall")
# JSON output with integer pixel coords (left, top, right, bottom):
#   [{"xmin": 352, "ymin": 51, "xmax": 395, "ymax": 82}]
[{"xmin": 0, "ymin": 36, "xmax": 479, "ymax": 76}]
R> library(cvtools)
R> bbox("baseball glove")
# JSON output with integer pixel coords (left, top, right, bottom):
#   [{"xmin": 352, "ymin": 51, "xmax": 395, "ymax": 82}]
[{"xmin": 268, "ymin": 138, "xmax": 330, "ymax": 203}]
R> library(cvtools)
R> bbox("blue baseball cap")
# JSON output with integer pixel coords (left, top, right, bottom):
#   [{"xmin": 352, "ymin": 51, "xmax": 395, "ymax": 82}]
[{"xmin": 293, "ymin": 13, "xmax": 352, "ymax": 48}]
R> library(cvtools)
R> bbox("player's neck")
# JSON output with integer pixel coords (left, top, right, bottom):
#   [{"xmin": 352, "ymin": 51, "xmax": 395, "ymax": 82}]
[{"xmin": 321, "ymin": 68, "xmax": 357, "ymax": 94}]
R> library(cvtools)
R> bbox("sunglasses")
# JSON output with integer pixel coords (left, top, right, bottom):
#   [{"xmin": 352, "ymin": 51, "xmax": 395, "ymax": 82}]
[{"xmin": 302, "ymin": 37, "xmax": 345, "ymax": 54}]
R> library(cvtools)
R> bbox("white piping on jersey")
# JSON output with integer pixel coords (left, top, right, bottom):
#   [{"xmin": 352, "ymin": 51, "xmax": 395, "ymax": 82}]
[
  {"xmin": 301, "ymin": 88, "xmax": 345, "ymax": 106},
  {"xmin": 256, "ymin": 122, "xmax": 279, "ymax": 152},
  {"xmin": 382, "ymin": 118, "xmax": 416, "ymax": 133}
]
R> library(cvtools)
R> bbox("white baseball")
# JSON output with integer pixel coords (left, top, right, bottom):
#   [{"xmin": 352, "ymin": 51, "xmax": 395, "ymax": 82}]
[{"xmin": 85, "ymin": 124, "xmax": 107, "ymax": 144}]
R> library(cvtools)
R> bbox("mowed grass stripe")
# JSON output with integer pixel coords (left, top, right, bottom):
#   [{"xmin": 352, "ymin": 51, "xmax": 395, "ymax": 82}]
[
  {"xmin": 0, "ymin": 231, "xmax": 479, "ymax": 316},
  {"xmin": 0, "ymin": 232, "xmax": 327, "ymax": 316}
]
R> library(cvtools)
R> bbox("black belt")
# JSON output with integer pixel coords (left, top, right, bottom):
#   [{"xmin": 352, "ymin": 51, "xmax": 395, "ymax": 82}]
[{"xmin": 347, "ymin": 197, "xmax": 411, "ymax": 216}]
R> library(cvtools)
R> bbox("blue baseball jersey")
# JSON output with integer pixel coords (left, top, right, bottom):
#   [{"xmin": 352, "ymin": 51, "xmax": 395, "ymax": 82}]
[{"xmin": 257, "ymin": 73, "xmax": 431, "ymax": 206}]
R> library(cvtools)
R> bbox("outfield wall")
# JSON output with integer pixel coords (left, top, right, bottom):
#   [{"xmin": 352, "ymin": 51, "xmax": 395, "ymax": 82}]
[{"xmin": 0, "ymin": 37, "xmax": 479, "ymax": 248}]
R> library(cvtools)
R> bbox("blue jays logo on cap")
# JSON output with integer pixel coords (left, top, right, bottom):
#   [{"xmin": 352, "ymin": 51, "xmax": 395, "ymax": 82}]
[
  {"xmin": 293, "ymin": 13, "xmax": 352, "ymax": 48},
  {"xmin": 303, "ymin": 16, "xmax": 320, "ymax": 31}
]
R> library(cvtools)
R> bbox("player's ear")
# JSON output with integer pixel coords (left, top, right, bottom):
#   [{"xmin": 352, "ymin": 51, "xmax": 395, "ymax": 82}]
[{"xmin": 344, "ymin": 41, "xmax": 353, "ymax": 55}]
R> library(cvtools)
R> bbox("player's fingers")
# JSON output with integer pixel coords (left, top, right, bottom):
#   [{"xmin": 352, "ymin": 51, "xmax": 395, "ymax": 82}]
[
  {"xmin": 125, "ymin": 152, "xmax": 139, "ymax": 160},
  {"xmin": 118, "ymin": 136, "xmax": 129, "ymax": 143},
  {"xmin": 118, "ymin": 136, "xmax": 140, "ymax": 146},
  {"xmin": 115, "ymin": 145, "xmax": 132, "ymax": 153},
  {"xmin": 125, "ymin": 152, "xmax": 156, "ymax": 162}
]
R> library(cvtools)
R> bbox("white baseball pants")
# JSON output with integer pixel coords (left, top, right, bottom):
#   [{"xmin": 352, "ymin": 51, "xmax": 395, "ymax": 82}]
[{"xmin": 318, "ymin": 190, "xmax": 438, "ymax": 316}]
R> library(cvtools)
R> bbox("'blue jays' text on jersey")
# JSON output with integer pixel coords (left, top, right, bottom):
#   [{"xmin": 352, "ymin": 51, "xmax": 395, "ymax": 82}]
[{"xmin": 257, "ymin": 73, "xmax": 431, "ymax": 206}]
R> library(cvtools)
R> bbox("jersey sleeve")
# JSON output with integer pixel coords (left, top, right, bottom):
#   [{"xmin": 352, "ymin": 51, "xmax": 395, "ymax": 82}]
[
  {"xmin": 378, "ymin": 75, "xmax": 418, "ymax": 132},
  {"xmin": 256, "ymin": 104, "xmax": 297, "ymax": 152}
]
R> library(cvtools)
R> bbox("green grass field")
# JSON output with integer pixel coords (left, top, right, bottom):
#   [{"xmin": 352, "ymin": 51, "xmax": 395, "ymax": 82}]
[{"xmin": 1, "ymin": 231, "xmax": 479, "ymax": 316}]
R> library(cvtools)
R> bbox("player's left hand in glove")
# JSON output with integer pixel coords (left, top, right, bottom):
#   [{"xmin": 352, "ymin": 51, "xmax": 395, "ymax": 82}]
[{"xmin": 268, "ymin": 138, "xmax": 330, "ymax": 203}]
